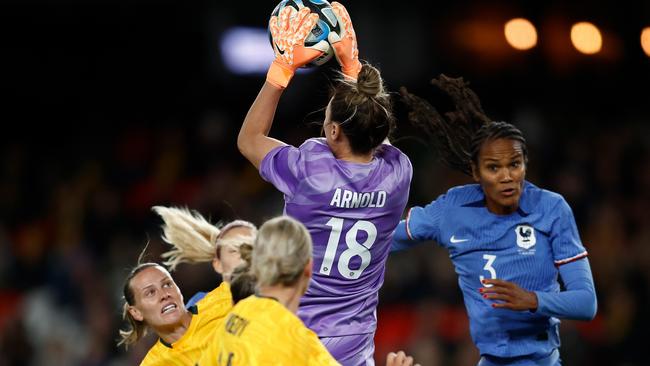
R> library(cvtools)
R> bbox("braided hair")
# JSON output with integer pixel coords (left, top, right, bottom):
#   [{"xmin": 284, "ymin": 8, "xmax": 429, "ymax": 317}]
[{"xmin": 400, "ymin": 75, "xmax": 527, "ymax": 175}]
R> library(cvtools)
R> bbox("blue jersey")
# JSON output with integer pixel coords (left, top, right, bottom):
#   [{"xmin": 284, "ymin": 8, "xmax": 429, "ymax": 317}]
[{"xmin": 403, "ymin": 181, "xmax": 588, "ymax": 358}]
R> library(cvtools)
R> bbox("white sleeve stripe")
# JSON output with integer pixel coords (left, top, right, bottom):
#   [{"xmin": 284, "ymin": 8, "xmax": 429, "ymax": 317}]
[
  {"xmin": 554, "ymin": 251, "xmax": 588, "ymax": 266},
  {"xmin": 405, "ymin": 208, "xmax": 414, "ymax": 240}
]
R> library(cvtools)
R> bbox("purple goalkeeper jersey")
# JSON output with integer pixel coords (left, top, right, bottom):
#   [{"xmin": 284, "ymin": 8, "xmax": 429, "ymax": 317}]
[{"xmin": 260, "ymin": 138, "xmax": 412, "ymax": 336}]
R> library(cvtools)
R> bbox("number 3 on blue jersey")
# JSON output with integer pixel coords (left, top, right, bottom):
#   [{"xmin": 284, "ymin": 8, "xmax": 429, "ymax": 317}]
[
  {"xmin": 320, "ymin": 217, "xmax": 377, "ymax": 279},
  {"xmin": 479, "ymin": 254, "xmax": 497, "ymax": 287}
]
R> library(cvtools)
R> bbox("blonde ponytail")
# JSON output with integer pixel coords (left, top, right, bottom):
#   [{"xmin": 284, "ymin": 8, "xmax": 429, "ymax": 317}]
[{"xmin": 152, "ymin": 206, "xmax": 220, "ymax": 271}]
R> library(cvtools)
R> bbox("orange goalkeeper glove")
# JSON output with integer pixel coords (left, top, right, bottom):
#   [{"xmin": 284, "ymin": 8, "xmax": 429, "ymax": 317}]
[
  {"xmin": 328, "ymin": 2, "xmax": 362, "ymax": 80},
  {"xmin": 267, "ymin": 7, "xmax": 325, "ymax": 88}
]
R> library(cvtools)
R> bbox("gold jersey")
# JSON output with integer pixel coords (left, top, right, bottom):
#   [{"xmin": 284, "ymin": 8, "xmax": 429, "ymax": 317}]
[
  {"xmin": 140, "ymin": 282, "xmax": 233, "ymax": 366},
  {"xmin": 198, "ymin": 295, "xmax": 339, "ymax": 366}
]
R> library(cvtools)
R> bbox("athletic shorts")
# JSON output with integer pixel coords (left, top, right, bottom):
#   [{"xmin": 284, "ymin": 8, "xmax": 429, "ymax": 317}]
[{"xmin": 478, "ymin": 348, "xmax": 561, "ymax": 366}]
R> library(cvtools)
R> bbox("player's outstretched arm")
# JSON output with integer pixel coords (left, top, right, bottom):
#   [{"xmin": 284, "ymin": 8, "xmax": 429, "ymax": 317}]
[
  {"xmin": 238, "ymin": 82, "xmax": 287, "ymax": 169},
  {"xmin": 238, "ymin": 7, "xmax": 323, "ymax": 168},
  {"xmin": 391, "ymin": 220, "xmax": 420, "ymax": 253},
  {"xmin": 391, "ymin": 199, "xmax": 446, "ymax": 253}
]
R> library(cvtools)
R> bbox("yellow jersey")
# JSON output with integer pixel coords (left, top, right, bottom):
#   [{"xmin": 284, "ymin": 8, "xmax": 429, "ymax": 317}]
[
  {"xmin": 139, "ymin": 282, "xmax": 233, "ymax": 366},
  {"xmin": 198, "ymin": 295, "xmax": 340, "ymax": 366}
]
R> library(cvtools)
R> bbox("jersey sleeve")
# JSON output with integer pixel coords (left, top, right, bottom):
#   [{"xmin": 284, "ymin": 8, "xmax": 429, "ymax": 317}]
[
  {"xmin": 404, "ymin": 193, "xmax": 448, "ymax": 244},
  {"xmin": 259, "ymin": 144, "xmax": 302, "ymax": 199},
  {"xmin": 534, "ymin": 258, "xmax": 597, "ymax": 320},
  {"xmin": 550, "ymin": 198, "xmax": 588, "ymax": 266}
]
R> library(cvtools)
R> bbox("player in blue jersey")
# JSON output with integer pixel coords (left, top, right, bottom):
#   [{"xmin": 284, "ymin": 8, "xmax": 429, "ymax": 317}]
[
  {"xmin": 393, "ymin": 75, "xmax": 597, "ymax": 366},
  {"xmin": 237, "ymin": 4, "xmax": 412, "ymax": 365}
]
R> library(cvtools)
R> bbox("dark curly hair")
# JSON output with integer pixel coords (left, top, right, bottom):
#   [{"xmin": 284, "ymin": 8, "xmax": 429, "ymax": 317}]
[{"xmin": 400, "ymin": 75, "xmax": 527, "ymax": 176}]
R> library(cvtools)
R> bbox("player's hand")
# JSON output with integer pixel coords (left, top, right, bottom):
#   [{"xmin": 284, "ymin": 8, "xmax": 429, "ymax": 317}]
[
  {"xmin": 386, "ymin": 351, "xmax": 420, "ymax": 366},
  {"xmin": 329, "ymin": 2, "xmax": 362, "ymax": 80},
  {"xmin": 267, "ymin": 6, "xmax": 324, "ymax": 88},
  {"xmin": 480, "ymin": 279, "xmax": 539, "ymax": 311}
]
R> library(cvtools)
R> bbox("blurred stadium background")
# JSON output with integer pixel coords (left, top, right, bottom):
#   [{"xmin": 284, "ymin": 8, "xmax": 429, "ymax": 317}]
[{"xmin": 2, "ymin": 0, "xmax": 649, "ymax": 365}]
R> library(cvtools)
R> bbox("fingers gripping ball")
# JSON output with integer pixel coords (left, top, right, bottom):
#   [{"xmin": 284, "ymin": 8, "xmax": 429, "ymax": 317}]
[
  {"xmin": 269, "ymin": 0, "xmax": 340, "ymax": 67},
  {"xmin": 329, "ymin": 1, "xmax": 361, "ymax": 79}
]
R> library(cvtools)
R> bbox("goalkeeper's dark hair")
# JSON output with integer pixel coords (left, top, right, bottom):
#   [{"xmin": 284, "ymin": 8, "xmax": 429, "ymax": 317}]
[
  {"xmin": 400, "ymin": 74, "xmax": 527, "ymax": 176},
  {"xmin": 329, "ymin": 63, "xmax": 395, "ymax": 155}
]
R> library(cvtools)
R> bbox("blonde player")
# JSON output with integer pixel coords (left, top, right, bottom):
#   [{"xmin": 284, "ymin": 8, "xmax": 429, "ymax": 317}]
[
  {"xmin": 154, "ymin": 206, "xmax": 257, "ymax": 307},
  {"xmin": 198, "ymin": 216, "xmax": 419, "ymax": 366},
  {"xmin": 117, "ymin": 207, "xmax": 256, "ymax": 366}
]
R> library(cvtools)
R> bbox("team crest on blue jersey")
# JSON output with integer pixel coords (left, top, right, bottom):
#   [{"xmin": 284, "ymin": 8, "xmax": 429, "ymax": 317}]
[{"xmin": 515, "ymin": 224, "xmax": 536, "ymax": 250}]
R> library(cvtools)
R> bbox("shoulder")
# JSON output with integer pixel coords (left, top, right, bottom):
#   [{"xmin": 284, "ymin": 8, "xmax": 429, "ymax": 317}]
[
  {"xmin": 203, "ymin": 281, "xmax": 231, "ymax": 300},
  {"xmin": 373, "ymin": 144, "xmax": 413, "ymax": 183},
  {"xmin": 442, "ymin": 183, "xmax": 484, "ymax": 206},
  {"xmin": 230, "ymin": 297, "xmax": 307, "ymax": 344},
  {"xmin": 195, "ymin": 282, "xmax": 233, "ymax": 322},
  {"xmin": 242, "ymin": 296, "xmax": 295, "ymax": 321},
  {"xmin": 262, "ymin": 138, "xmax": 328, "ymax": 163},
  {"xmin": 298, "ymin": 138, "xmax": 330, "ymax": 153},
  {"xmin": 198, "ymin": 282, "xmax": 231, "ymax": 308},
  {"xmin": 231, "ymin": 296, "xmax": 274, "ymax": 319},
  {"xmin": 283, "ymin": 138, "xmax": 336, "ymax": 167},
  {"xmin": 521, "ymin": 181, "xmax": 569, "ymax": 214},
  {"xmin": 375, "ymin": 143, "xmax": 411, "ymax": 165}
]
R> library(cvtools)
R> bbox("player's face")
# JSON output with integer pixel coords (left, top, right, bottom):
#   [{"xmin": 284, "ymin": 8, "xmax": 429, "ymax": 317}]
[
  {"xmin": 472, "ymin": 138, "xmax": 526, "ymax": 215},
  {"xmin": 213, "ymin": 226, "xmax": 254, "ymax": 282},
  {"xmin": 128, "ymin": 266, "xmax": 186, "ymax": 329}
]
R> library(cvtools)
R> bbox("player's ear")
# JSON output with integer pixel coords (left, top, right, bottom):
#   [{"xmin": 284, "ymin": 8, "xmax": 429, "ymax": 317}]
[
  {"xmin": 330, "ymin": 122, "xmax": 341, "ymax": 141},
  {"xmin": 304, "ymin": 258, "xmax": 313, "ymax": 279},
  {"xmin": 471, "ymin": 162, "xmax": 480, "ymax": 182},
  {"xmin": 212, "ymin": 257, "xmax": 223, "ymax": 274},
  {"xmin": 128, "ymin": 305, "xmax": 144, "ymax": 322}
]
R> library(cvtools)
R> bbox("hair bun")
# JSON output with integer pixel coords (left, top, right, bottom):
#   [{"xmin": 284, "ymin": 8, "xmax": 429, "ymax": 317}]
[{"xmin": 356, "ymin": 64, "xmax": 383, "ymax": 96}]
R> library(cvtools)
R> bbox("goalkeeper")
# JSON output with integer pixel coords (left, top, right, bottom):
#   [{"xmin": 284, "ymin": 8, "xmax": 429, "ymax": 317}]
[{"xmin": 237, "ymin": 3, "xmax": 412, "ymax": 365}]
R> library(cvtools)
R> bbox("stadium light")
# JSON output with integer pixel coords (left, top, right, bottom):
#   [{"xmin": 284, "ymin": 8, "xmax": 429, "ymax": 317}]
[
  {"xmin": 642, "ymin": 27, "xmax": 650, "ymax": 57},
  {"xmin": 570, "ymin": 22, "xmax": 602, "ymax": 55},
  {"xmin": 504, "ymin": 18, "xmax": 537, "ymax": 51},
  {"xmin": 220, "ymin": 26, "xmax": 314, "ymax": 75},
  {"xmin": 220, "ymin": 27, "xmax": 275, "ymax": 75}
]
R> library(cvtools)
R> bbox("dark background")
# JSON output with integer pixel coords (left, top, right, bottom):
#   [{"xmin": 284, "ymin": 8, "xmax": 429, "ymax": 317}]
[{"xmin": 1, "ymin": 0, "xmax": 649, "ymax": 365}]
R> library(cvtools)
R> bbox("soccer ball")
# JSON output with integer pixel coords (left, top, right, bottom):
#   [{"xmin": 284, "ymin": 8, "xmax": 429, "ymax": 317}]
[{"xmin": 269, "ymin": 0, "xmax": 340, "ymax": 67}]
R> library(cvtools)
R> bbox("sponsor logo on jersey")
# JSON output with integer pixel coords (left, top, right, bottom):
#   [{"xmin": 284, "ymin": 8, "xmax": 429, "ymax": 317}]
[{"xmin": 450, "ymin": 235, "xmax": 469, "ymax": 244}]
